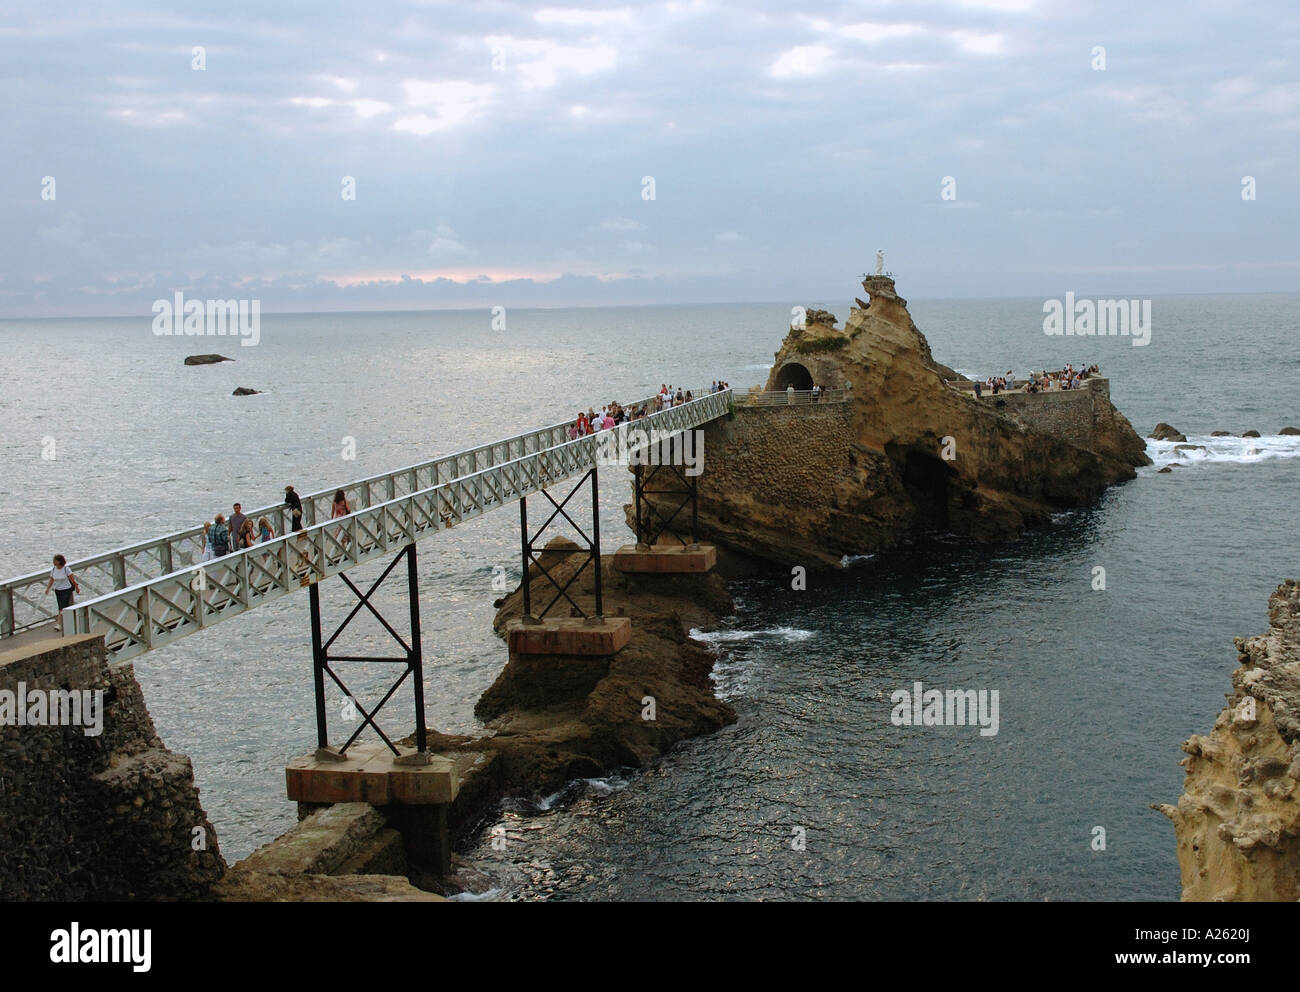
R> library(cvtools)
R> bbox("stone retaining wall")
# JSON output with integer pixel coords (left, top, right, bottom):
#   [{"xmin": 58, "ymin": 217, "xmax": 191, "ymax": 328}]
[{"xmin": 0, "ymin": 634, "xmax": 225, "ymax": 900}]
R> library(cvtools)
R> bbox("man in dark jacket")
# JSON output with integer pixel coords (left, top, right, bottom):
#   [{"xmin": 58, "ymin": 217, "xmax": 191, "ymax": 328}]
[{"xmin": 284, "ymin": 485, "xmax": 304, "ymax": 532}]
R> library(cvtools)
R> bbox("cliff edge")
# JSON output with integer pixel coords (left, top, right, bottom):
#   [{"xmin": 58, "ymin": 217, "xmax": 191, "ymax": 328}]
[{"xmin": 1158, "ymin": 579, "xmax": 1300, "ymax": 901}]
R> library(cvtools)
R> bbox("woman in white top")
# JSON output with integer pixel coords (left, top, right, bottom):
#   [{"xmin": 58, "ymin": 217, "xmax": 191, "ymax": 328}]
[{"xmin": 44, "ymin": 554, "xmax": 82, "ymax": 630}]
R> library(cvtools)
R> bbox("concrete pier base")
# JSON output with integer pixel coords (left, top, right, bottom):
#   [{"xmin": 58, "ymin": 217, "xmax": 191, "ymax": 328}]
[
  {"xmin": 614, "ymin": 543, "xmax": 717, "ymax": 574},
  {"xmin": 505, "ymin": 615, "xmax": 632, "ymax": 655},
  {"xmin": 286, "ymin": 743, "xmax": 459, "ymax": 805},
  {"xmin": 285, "ymin": 743, "xmax": 461, "ymax": 876}
]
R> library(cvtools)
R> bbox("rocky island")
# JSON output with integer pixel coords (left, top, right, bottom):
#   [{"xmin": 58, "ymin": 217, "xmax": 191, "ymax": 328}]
[{"xmin": 635, "ymin": 274, "xmax": 1150, "ymax": 567}]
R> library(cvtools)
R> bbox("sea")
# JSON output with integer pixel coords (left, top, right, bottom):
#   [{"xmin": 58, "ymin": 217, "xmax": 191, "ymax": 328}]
[{"xmin": 2, "ymin": 292, "xmax": 1298, "ymax": 901}]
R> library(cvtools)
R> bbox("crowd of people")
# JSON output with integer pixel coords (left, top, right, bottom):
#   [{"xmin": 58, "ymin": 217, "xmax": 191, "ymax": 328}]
[
  {"xmin": 567, "ymin": 382, "xmax": 730, "ymax": 438},
  {"xmin": 197, "ymin": 484, "xmax": 344, "ymax": 561},
  {"xmin": 973, "ymin": 364, "xmax": 1101, "ymax": 398}
]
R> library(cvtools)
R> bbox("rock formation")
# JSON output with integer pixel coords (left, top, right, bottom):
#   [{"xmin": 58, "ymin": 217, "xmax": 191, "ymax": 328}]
[
  {"xmin": 1148, "ymin": 423, "xmax": 1187, "ymax": 442},
  {"xmin": 1158, "ymin": 580, "xmax": 1300, "ymax": 901},
  {"xmin": 1280, "ymin": 427, "xmax": 1300, "ymax": 436},
  {"xmin": 232, "ymin": 387, "xmax": 262, "ymax": 396},
  {"xmin": 470, "ymin": 538, "xmax": 736, "ymax": 794},
  {"xmin": 184, "ymin": 354, "xmax": 233, "ymax": 365},
  {"xmin": 1242, "ymin": 430, "xmax": 1262, "ymax": 438},
  {"xmin": 639, "ymin": 274, "xmax": 1150, "ymax": 566}
]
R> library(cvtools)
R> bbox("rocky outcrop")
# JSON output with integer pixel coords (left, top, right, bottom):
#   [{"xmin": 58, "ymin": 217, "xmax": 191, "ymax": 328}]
[
  {"xmin": 465, "ymin": 538, "xmax": 735, "ymax": 795},
  {"xmin": 184, "ymin": 354, "xmax": 233, "ymax": 365},
  {"xmin": 0, "ymin": 635, "xmax": 225, "ymax": 900},
  {"xmin": 1242, "ymin": 430, "xmax": 1262, "ymax": 438},
  {"xmin": 1280, "ymin": 427, "xmax": 1300, "ymax": 436},
  {"xmin": 232, "ymin": 387, "xmax": 261, "ymax": 396},
  {"xmin": 641, "ymin": 274, "xmax": 1150, "ymax": 566},
  {"xmin": 1158, "ymin": 580, "xmax": 1300, "ymax": 901},
  {"xmin": 1149, "ymin": 423, "xmax": 1187, "ymax": 442}
]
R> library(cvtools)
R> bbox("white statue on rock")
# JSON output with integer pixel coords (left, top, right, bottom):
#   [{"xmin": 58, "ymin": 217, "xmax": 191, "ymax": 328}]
[{"xmin": 875, "ymin": 249, "xmax": 884, "ymax": 276}]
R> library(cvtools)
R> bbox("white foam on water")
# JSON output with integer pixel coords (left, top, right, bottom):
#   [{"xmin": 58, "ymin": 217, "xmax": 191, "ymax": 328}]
[
  {"xmin": 534, "ymin": 773, "xmax": 632, "ymax": 811},
  {"xmin": 690, "ymin": 626, "xmax": 815, "ymax": 644},
  {"xmin": 449, "ymin": 887, "xmax": 504, "ymax": 902},
  {"xmin": 744, "ymin": 363, "xmax": 774, "ymax": 370},
  {"xmin": 1144, "ymin": 434, "xmax": 1300, "ymax": 471},
  {"xmin": 709, "ymin": 656, "xmax": 753, "ymax": 701},
  {"xmin": 840, "ymin": 553, "xmax": 876, "ymax": 568}
]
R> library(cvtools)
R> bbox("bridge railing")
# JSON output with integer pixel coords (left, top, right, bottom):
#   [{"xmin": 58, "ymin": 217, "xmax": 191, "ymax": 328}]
[
  {"xmin": 745, "ymin": 388, "xmax": 848, "ymax": 406},
  {"xmin": 0, "ymin": 390, "xmax": 688, "ymax": 637},
  {"xmin": 63, "ymin": 389, "xmax": 731, "ymax": 664}
]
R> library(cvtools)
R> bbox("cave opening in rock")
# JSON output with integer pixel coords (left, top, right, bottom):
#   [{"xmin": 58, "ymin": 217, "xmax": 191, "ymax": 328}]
[
  {"xmin": 892, "ymin": 446, "xmax": 954, "ymax": 531},
  {"xmin": 773, "ymin": 362, "xmax": 814, "ymax": 391}
]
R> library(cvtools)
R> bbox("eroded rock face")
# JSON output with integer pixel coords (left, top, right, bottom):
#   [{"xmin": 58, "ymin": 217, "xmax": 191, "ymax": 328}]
[
  {"xmin": 1158, "ymin": 580, "xmax": 1300, "ymax": 901},
  {"xmin": 645, "ymin": 274, "xmax": 1150, "ymax": 566}
]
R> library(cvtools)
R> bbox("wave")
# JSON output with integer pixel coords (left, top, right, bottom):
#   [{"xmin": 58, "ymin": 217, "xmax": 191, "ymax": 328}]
[
  {"xmin": 840, "ymin": 553, "xmax": 876, "ymax": 568},
  {"xmin": 534, "ymin": 772, "xmax": 635, "ymax": 812},
  {"xmin": 449, "ymin": 887, "xmax": 503, "ymax": 902},
  {"xmin": 690, "ymin": 626, "xmax": 815, "ymax": 644},
  {"xmin": 743, "ymin": 363, "xmax": 774, "ymax": 371},
  {"xmin": 1144, "ymin": 434, "xmax": 1300, "ymax": 470}
]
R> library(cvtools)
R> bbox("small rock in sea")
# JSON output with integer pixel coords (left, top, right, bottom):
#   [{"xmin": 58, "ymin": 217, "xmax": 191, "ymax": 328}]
[
  {"xmin": 232, "ymin": 387, "xmax": 261, "ymax": 396},
  {"xmin": 1173, "ymin": 444, "xmax": 1207, "ymax": 453},
  {"xmin": 1242, "ymin": 430, "xmax": 1261, "ymax": 438},
  {"xmin": 1280, "ymin": 427, "xmax": 1300, "ymax": 435},
  {"xmin": 1210, "ymin": 430, "xmax": 1230, "ymax": 437},
  {"xmin": 1157, "ymin": 467, "xmax": 1173, "ymax": 473},
  {"xmin": 184, "ymin": 354, "xmax": 234, "ymax": 365},
  {"xmin": 1148, "ymin": 422, "xmax": 1187, "ymax": 442}
]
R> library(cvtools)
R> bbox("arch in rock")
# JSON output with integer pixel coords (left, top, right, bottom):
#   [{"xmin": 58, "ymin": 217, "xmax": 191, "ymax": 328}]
[{"xmin": 773, "ymin": 362, "xmax": 815, "ymax": 391}]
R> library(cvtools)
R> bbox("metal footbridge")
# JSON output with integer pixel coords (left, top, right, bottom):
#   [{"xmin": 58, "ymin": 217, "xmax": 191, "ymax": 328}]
[{"xmin": 0, "ymin": 389, "xmax": 732, "ymax": 667}]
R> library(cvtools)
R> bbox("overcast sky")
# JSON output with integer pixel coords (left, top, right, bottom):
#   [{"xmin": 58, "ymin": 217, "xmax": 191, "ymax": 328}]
[{"xmin": 2, "ymin": 0, "xmax": 1297, "ymax": 316}]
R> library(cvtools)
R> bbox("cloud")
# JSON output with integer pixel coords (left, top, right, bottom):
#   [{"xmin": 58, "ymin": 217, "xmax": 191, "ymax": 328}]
[
  {"xmin": 396, "ymin": 79, "xmax": 495, "ymax": 133},
  {"xmin": 485, "ymin": 36, "xmax": 618, "ymax": 90},
  {"xmin": 534, "ymin": 8, "xmax": 635, "ymax": 27},
  {"xmin": 770, "ymin": 45, "xmax": 835, "ymax": 79},
  {"xmin": 427, "ymin": 225, "xmax": 471, "ymax": 258},
  {"xmin": 837, "ymin": 22, "xmax": 924, "ymax": 44}
]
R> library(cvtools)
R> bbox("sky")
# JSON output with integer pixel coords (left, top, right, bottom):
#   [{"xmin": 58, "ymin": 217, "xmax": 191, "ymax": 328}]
[{"xmin": 1, "ymin": 0, "xmax": 1297, "ymax": 316}]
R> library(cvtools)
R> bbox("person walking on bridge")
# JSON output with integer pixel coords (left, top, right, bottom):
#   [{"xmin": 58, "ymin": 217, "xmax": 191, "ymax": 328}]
[
  {"xmin": 331, "ymin": 489, "xmax": 352, "ymax": 549},
  {"xmin": 229, "ymin": 503, "xmax": 247, "ymax": 551},
  {"xmin": 284, "ymin": 485, "xmax": 303, "ymax": 532},
  {"xmin": 210, "ymin": 514, "xmax": 231, "ymax": 557},
  {"xmin": 45, "ymin": 555, "xmax": 81, "ymax": 632}
]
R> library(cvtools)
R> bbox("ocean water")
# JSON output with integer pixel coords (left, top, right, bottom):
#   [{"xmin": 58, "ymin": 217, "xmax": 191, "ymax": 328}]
[{"xmin": 1, "ymin": 292, "xmax": 1297, "ymax": 900}]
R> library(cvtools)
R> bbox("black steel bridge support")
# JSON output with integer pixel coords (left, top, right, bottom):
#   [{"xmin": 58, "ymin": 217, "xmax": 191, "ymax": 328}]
[
  {"xmin": 632, "ymin": 460, "xmax": 699, "ymax": 549},
  {"xmin": 519, "ymin": 466, "xmax": 604, "ymax": 624},
  {"xmin": 308, "ymin": 542, "xmax": 427, "ymax": 756}
]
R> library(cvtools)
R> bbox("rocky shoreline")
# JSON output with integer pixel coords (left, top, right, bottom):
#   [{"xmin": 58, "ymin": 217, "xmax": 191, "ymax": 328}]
[
  {"xmin": 215, "ymin": 536, "xmax": 738, "ymax": 899},
  {"xmin": 1158, "ymin": 579, "xmax": 1300, "ymax": 901}
]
